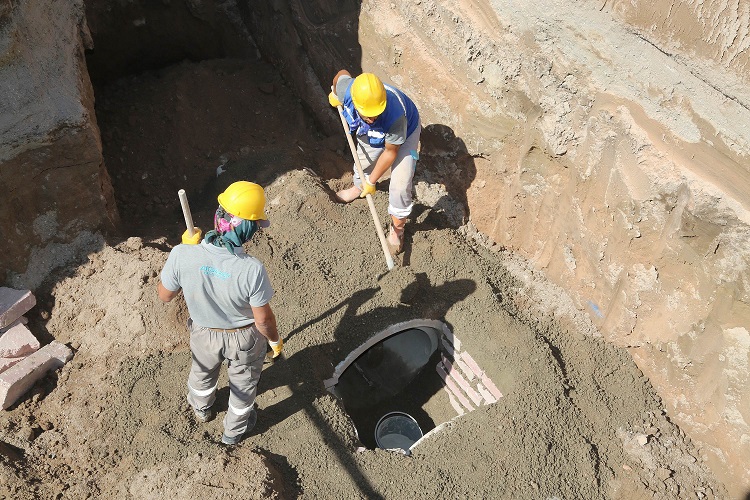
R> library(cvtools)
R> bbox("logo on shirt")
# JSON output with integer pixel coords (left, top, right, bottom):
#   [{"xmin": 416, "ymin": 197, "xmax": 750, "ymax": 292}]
[{"xmin": 200, "ymin": 266, "xmax": 230, "ymax": 279}]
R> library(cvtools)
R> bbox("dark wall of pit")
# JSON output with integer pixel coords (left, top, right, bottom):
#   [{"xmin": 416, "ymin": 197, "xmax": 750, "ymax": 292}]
[
  {"xmin": 83, "ymin": 0, "xmax": 360, "ymax": 135},
  {"xmin": 2, "ymin": 0, "xmax": 370, "ymax": 281},
  {"xmin": 84, "ymin": 0, "xmax": 255, "ymax": 83}
]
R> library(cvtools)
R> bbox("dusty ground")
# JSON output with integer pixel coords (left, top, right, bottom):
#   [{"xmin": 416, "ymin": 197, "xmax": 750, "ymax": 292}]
[{"xmin": 0, "ymin": 57, "xmax": 729, "ymax": 498}]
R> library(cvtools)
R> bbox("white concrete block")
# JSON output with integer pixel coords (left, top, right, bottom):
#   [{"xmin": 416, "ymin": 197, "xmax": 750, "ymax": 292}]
[
  {"xmin": 0, "ymin": 341, "xmax": 73, "ymax": 410},
  {"xmin": 0, "ymin": 322, "xmax": 39, "ymax": 358},
  {"xmin": 0, "ymin": 288, "xmax": 36, "ymax": 329}
]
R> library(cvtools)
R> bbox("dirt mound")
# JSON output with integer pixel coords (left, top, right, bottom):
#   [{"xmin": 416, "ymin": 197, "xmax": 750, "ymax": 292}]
[{"xmin": 0, "ymin": 165, "xmax": 725, "ymax": 498}]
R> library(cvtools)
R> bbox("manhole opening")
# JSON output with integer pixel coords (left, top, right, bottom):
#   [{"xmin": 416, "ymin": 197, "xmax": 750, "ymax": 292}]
[{"xmin": 327, "ymin": 320, "xmax": 458, "ymax": 452}]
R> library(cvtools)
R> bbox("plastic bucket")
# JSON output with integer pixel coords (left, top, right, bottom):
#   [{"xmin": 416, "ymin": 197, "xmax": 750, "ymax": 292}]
[{"xmin": 374, "ymin": 411, "xmax": 423, "ymax": 452}]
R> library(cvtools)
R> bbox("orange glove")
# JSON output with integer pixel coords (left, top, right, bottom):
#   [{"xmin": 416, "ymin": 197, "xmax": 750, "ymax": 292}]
[{"xmin": 182, "ymin": 228, "xmax": 202, "ymax": 245}]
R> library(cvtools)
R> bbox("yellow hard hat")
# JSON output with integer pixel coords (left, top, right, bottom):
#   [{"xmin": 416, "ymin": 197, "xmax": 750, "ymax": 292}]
[
  {"xmin": 351, "ymin": 73, "xmax": 386, "ymax": 117},
  {"xmin": 217, "ymin": 181, "xmax": 267, "ymax": 221}
]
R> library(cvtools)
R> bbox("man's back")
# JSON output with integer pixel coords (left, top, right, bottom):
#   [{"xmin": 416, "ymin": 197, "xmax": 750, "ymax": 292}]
[{"xmin": 161, "ymin": 241, "xmax": 274, "ymax": 329}]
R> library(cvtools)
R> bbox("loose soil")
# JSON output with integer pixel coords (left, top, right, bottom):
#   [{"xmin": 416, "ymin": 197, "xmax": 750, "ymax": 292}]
[{"xmin": 0, "ymin": 58, "xmax": 727, "ymax": 498}]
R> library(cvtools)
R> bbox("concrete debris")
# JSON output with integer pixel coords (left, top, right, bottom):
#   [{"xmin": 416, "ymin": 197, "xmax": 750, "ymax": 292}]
[
  {"xmin": 0, "ymin": 341, "xmax": 74, "ymax": 410},
  {"xmin": 0, "ymin": 320, "xmax": 40, "ymax": 359}
]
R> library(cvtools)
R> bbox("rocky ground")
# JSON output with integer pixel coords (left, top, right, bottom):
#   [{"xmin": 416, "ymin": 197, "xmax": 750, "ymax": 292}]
[{"xmin": 0, "ymin": 57, "xmax": 728, "ymax": 499}]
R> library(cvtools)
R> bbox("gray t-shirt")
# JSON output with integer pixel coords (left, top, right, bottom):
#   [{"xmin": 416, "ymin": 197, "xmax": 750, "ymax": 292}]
[
  {"xmin": 161, "ymin": 241, "xmax": 274, "ymax": 329},
  {"xmin": 336, "ymin": 75, "xmax": 407, "ymax": 145}
]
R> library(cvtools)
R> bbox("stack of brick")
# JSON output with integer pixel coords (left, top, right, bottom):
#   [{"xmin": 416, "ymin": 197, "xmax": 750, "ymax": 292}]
[
  {"xmin": 0, "ymin": 287, "xmax": 73, "ymax": 410},
  {"xmin": 436, "ymin": 332, "xmax": 503, "ymax": 416}
]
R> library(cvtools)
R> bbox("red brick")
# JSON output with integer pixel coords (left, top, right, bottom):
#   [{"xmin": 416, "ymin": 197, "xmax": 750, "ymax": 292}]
[
  {"xmin": 0, "ymin": 321, "xmax": 39, "ymax": 358},
  {"xmin": 442, "ymin": 354, "xmax": 482, "ymax": 405},
  {"xmin": 480, "ymin": 375, "xmax": 503, "ymax": 400},
  {"xmin": 454, "ymin": 356, "xmax": 475, "ymax": 381},
  {"xmin": 476, "ymin": 382, "xmax": 498, "ymax": 404},
  {"xmin": 440, "ymin": 333, "xmax": 462, "ymax": 355},
  {"xmin": 0, "ymin": 357, "xmax": 23, "ymax": 374},
  {"xmin": 459, "ymin": 352, "xmax": 484, "ymax": 378},
  {"xmin": 451, "ymin": 334, "xmax": 462, "ymax": 351},
  {"xmin": 440, "ymin": 335, "xmax": 455, "ymax": 357},
  {"xmin": 0, "ymin": 341, "xmax": 72, "ymax": 410},
  {"xmin": 445, "ymin": 388, "xmax": 465, "ymax": 416},
  {"xmin": 441, "ymin": 353, "xmax": 454, "ymax": 372},
  {"xmin": 0, "ymin": 288, "xmax": 36, "ymax": 329},
  {"xmin": 455, "ymin": 352, "xmax": 502, "ymax": 400},
  {"xmin": 436, "ymin": 363, "xmax": 474, "ymax": 411}
]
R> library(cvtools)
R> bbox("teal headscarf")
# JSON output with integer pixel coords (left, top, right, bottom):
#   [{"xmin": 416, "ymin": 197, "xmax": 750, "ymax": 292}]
[{"xmin": 204, "ymin": 206, "xmax": 259, "ymax": 254}]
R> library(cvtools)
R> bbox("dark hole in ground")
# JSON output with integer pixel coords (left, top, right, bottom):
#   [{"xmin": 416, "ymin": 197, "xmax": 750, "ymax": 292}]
[{"xmin": 332, "ymin": 327, "xmax": 447, "ymax": 450}]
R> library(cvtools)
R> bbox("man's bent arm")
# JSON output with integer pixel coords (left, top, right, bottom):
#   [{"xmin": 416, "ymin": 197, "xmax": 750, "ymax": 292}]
[
  {"xmin": 158, "ymin": 282, "xmax": 180, "ymax": 303},
  {"xmin": 370, "ymin": 142, "xmax": 399, "ymax": 183},
  {"xmin": 251, "ymin": 303, "xmax": 280, "ymax": 343}
]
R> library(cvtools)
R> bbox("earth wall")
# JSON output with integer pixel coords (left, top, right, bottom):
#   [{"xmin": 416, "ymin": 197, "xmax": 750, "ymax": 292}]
[
  {"xmin": 0, "ymin": 0, "xmax": 118, "ymax": 281},
  {"xmin": 365, "ymin": 1, "xmax": 750, "ymax": 494}
]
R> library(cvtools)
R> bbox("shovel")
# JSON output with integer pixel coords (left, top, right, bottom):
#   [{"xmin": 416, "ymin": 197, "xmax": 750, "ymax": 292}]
[{"xmin": 333, "ymin": 97, "xmax": 395, "ymax": 271}]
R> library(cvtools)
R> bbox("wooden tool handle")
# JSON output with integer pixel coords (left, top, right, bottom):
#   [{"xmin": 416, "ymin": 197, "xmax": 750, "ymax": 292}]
[
  {"xmin": 178, "ymin": 189, "xmax": 195, "ymax": 236},
  {"xmin": 335, "ymin": 102, "xmax": 395, "ymax": 270}
]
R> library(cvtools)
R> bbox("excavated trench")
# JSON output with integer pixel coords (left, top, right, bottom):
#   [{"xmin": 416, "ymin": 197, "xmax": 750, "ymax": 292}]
[
  {"xmin": 76, "ymin": 2, "xmax": 735, "ymax": 497},
  {"xmin": 87, "ymin": 34, "xmax": 496, "ymax": 455},
  {"xmin": 2, "ymin": 1, "xmax": 744, "ymax": 498},
  {"xmin": 85, "ymin": 0, "xmax": 472, "ymax": 456}
]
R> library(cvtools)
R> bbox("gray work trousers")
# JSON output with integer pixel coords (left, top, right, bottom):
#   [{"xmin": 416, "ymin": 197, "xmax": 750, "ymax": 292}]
[
  {"xmin": 352, "ymin": 122, "xmax": 422, "ymax": 219},
  {"xmin": 186, "ymin": 319, "xmax": 267, "ymax": 439}
]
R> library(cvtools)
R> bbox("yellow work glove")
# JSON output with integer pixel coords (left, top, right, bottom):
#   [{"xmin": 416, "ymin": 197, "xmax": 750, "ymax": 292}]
[
  {"xmin": 269, "ymin": 338, "xmax": 284, "ymax": 358},
  {"xmin": 328, "ymin": 91, "xmax": 342, "ymax": 108},
  {"xmin": 359, "ymin": 178, "xmax": 376, "ymax": 198},
  {"xmin": 182, "ymin": 227, "xmax": 202, "ymax": 245}
]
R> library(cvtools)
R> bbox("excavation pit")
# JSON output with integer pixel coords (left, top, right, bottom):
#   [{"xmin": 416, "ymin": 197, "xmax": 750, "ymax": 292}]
[{"xmin": 1, "ymin": 0, "xmax": 742, "ymax": 496}]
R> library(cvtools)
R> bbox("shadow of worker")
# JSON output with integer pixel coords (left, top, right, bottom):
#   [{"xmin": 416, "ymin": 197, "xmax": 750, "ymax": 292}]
[
  {"xmin": 252, "ymin": 286, "xmax": 381, "ymax": 498},
  {"xmin": 254, "ymin": 274, "xmax": 476, "ymax": 496},
  {"xmin": 253, "ymin": 285, "xmax": 379, "ymax": 425},
  {"xmin": 411, "ymin": 123, "xmax": 477, "ymax": 227},
  {"xmin": 396, "ymin": 124, "xmax": 477, "ymax": 267}
]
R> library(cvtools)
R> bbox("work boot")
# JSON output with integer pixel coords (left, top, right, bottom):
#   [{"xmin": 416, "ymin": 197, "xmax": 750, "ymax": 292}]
[
  {"xmin": 221, "ymin": 409, "xmax": 258, "ymax": 446},
  {"xmin": 335, "ymin": 185, "xmax": 362, "ymax": 203},
  {"xmin": 193, "ymin": 406, "xmax": 215, "ymax": 423},
  {"xmin": 387, "ymin": 215, "xmax": 406, "ymax": 255}
]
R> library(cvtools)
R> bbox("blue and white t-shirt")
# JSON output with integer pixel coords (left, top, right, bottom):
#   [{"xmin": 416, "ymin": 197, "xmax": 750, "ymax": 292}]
[{"xmin": 335, "ymin": 75, "xmax": 420, "ymax": 148}]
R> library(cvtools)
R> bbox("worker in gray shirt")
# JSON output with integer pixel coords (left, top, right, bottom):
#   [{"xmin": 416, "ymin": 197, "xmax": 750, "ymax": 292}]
[{"xmin": 158, "ymin": 181, "xmax": 283, "ymax": 445}]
